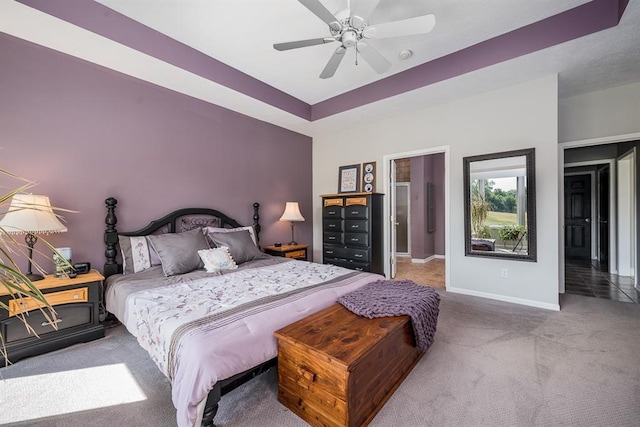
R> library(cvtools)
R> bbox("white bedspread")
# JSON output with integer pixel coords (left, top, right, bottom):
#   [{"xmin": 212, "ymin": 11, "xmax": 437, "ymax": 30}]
[{"xmin": 106, "ymin": 259, "xmax": 381, "ymax": 427}]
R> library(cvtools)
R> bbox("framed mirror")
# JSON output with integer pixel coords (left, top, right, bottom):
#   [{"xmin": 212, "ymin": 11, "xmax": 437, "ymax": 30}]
[{"xmin": 463, "ymin": 148, "xmax": 536, "ymax": 261}]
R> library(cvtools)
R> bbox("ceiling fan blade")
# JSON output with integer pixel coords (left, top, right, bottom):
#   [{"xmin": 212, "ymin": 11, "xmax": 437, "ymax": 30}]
[
  {"xmin": 320, "ymin": 46, "xmax": 347, "ymax": 79},
  {"xmin": 356, "ymin": 42, "xmax": 391, "ymax": 74},
  {"xmin": 299, "ymin": 0, "xmax": 342, "ymax": 30},
  {"xmin": 351, "ymin": 0, "xmax": 382, "ymax": 23},
  {"xmin": 274, "ymin": 38, "xmax": 335, "ymax": 51},
  {"xmin": 369, "ymin": 14, "xmax": 436, "ymax": 39}
]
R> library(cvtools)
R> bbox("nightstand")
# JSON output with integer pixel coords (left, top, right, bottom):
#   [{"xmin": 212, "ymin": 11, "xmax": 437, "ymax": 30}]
[
  {"xmin": 0, "ymin": 270, "xmax": 105, "ymax": 364},
  {"xmin": 264, "ymin": 244, "xmax": 310, "ymax": 261}
]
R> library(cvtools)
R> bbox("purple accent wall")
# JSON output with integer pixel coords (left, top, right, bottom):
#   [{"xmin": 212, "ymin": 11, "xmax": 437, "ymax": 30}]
[
  {"xmin": 409, "ymin": 154, "xmax": 445, "ymax": 260},
  {"xmin": 17, "ymin": 0, "xmax": 311, "ymax": 121},
  {"xmin": 0, "ymin": 34, "xmax": 312, "ymax": 275}
]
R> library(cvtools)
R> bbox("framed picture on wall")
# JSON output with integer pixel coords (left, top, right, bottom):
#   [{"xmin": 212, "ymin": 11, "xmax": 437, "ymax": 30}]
[
  {"xmin": 362, "ymin": 161, "xmax": 376, "ymax": 193},
  {"xmin": 338, "ymin": 164, "xmax": 361, "ymax": 193}
]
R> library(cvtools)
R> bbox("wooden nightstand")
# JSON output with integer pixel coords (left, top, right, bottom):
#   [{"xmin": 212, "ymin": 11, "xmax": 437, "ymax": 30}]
[
  {"xmin": 0, "ymin": 270, "xmax": 105, "ymax": 364},
  {"xmin": 264, "ymin": 244, "xmax": 310, "ymax": 261}
]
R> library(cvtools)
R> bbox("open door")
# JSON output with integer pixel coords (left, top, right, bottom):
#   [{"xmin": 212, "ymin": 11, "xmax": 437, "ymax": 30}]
[
  {"xmin": 390, "ymin": 159, "xmax": 397, "ymax": 278},
  {"xmin": 617, "ymin": 149, "xmax": 636, "ymax": 280}
]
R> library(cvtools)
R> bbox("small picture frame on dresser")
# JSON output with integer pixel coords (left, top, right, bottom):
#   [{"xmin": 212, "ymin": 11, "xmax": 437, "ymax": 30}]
[
  {"xmin": 338, "ymin": 164, "xmax": 361, "ymax": 194},
  {"xmin": 361, "ymin": 161, "xmax": 376, "ymax": 193}
]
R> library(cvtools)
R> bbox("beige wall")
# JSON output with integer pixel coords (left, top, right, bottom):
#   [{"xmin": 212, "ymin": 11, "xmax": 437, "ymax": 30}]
[{"xmin": 313, "ymin": 75, "xmax": 560, "ymax": 310}]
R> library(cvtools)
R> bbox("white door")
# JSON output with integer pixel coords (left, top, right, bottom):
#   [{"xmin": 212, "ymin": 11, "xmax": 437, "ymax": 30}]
[{"xmin": 390, "ymin": 159, "xmax": 397, "ymax": 278}]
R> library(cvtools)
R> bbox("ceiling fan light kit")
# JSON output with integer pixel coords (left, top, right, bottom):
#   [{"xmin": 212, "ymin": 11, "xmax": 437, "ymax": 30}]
[{"xmin": 274, "ymin": 0, "xmax": 435, "ymax": 79}]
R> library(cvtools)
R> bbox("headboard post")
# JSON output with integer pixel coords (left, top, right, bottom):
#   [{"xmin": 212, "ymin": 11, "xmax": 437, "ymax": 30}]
[
  {"xmin": 104, "ymin": 197, "xmax": 120, "ymax": 277},
  {"xmin": 253, "ymin": 202, "xmax": 261, "ymax": 247}
]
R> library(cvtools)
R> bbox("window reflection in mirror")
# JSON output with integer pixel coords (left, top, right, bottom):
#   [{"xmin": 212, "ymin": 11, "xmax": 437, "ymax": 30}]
[{"xmin": 464, "ymin": 148, "xmax": 536, "ymax": 261}]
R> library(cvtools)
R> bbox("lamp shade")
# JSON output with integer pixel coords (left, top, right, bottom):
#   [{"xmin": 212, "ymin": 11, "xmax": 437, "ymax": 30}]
[
  {"xmin": 279, "ymin": 202, "xmax": 305, "ymax": 222},
  {"xmin": 0, "ymin": 194, "xmax": 67, "ymax": 235}
]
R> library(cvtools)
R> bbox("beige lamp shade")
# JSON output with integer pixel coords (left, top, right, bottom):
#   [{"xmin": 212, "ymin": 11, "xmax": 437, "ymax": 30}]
[
  {"xmin": 0, "ymin": 194, "xmax": 67, "ymax": 234},
  {"xmin": 279, "ymin": 202, "xmax": 305, "ymax": 222}
]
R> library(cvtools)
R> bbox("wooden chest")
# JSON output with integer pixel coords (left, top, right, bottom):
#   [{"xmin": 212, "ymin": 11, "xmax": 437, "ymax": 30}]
[{"xmin": 275, "ymin": 303, "xmax": 423, "ymax": 427}]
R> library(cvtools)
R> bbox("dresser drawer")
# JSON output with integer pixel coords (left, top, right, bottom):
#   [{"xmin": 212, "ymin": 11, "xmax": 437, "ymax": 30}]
[
  {"xmin": 323, "ymin": 219, "xmax": 344, "ymax": 232},
  {"xmin": 323, "ymin": 246, "xmax": 347, "ymax": 259},
  {"xmin": 324, "ymin": 258, "xmax": 370, "ymax": 272},
  {"xmin": 344, "ymin": 248, "xmax": 369, "ymax": 263},
  {"xmin": 323, "ymin": 205, "xmax": 343, "ymax": 219},
  {"xmin": 8, "ymin": 287, "xmax": 88, "ymax": 316},
  {"xmin": 345, "ymin": 232, "xmax": 369, "ymax": 246},
  {"xmin": 3, "ymin": 303, "xmax": 93, "ymax": 343},
  {"xmin": 323, "ymin": 231, "xmax": 343, "ymax": 244},
  {"xmin": 344, "ymin": 205, "xmax": 369, "ymax": 219},
  {"xmin": 345, "ymin": 219, "xmax": 368, "ymax": 232},
  {"xmin": 285, "ymin": 249, "xmax": 306, "ymax": 259}
]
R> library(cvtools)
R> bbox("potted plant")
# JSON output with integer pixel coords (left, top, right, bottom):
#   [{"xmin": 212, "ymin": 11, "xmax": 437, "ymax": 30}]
[
  {"xmin": 470, "ymin": 193, "xmax": 490, "ymax": 238},
  {"xmin": 498, "ymin": 224, "xmax": 526, "ymax": 250},
  {"xmin": 1, "ymin": 168, "xmax": 62, "ymax": 364}
]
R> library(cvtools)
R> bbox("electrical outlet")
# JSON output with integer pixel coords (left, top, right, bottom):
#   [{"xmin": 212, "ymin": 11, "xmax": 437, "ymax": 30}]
[{"xmin": 501, "ymin": 268, "xmax": 508, "ymax": 278}]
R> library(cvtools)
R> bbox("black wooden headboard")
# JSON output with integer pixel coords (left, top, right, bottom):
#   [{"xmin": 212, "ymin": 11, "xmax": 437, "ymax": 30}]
[{"xmin": 103, "ymin": 197, "xmax": 260, "ymax": 278}]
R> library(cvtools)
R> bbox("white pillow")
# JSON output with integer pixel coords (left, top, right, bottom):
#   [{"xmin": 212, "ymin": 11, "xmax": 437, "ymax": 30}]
[
  {"xmin": 197, "ymin": 247, "xmax": 238, "ymax": 273},
  {"xmin": 203, "ymin": 226, "xmax": 257, "ymax": 245}
]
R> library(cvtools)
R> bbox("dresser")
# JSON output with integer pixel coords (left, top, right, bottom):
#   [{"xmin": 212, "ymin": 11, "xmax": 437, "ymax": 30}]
[
  {"xmin": 275, "ymin": 303, "xmax": 423, "ymax": 427},
  {"xmin": 0, "ymin": 271, "xmax": 105, "ymax": 364},
  {"xmin": 321, "ymin": 193, "xmax": 384, "ymax": 274}
]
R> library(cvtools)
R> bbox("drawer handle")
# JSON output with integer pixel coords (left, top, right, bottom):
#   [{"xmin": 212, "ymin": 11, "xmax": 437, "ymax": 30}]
[
  {"xmin": 295, "ymin": 366, "xmax": 317, "ymax": 383},
  {"xmin": 350, "ymin": 238, "xmax": 359, "ymax": 242},
  {"xmin": 42, "ymin": 318, "xmax": 62, "ymax": 327},
  {"xmin": 350, "ymin": 211, "xmax": 359, "ymax": 215},
  {"xmin": 351, "ymin": 225, "xmax": 359, "ymax": 229},
  {"xmin": 355, "ymin": 254, "xmax": 363, "ymax": 258},
  {"xmin": 329, "ymin": 236, "xmax": 336, "ymax": 240},
  {"xmin": 328, "ymin": 212, "xmax": 336, "ymax": 215},
  {"xmin": 355, "ymin": 267, "xmax": 364, "ymax": 271},
  {"xmin": 326, "ymin": 250, "xmax": 334, "ymax": 254},
  {"xmin": 329, "ymin": 224, "xmax": 336, "ymax": 228}
]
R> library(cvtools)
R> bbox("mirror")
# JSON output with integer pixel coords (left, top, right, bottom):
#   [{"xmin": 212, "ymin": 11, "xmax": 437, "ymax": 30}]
[{"xmin": 463, "ymin": 148, "xmax": 536, "ymax": 261}]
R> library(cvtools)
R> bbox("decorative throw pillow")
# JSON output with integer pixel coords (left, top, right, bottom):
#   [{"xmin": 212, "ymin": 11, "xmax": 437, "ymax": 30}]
[
  {"xmin": 207, "ymin": 229, "xmax": 265, "ymax": 265},
  {"xmin": 197, "ymin": 247, "xmax": 238, "ymax": 273},
  {"xmin": 147, "ymin": 228, "xmax": 210, "ymax": 276},
  {"xmin": 203, "ymin": 226, "xmax": 257, "ymax": 246},
  {"xmin": 118, "ymin": 235, "xmax": 161, "ymax": 275}
]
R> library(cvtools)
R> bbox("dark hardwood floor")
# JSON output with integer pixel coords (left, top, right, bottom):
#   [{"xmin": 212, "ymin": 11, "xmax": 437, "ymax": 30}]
[{"xmin": 565, "ymin": 259, "xmax": 639, "ymax": 303}]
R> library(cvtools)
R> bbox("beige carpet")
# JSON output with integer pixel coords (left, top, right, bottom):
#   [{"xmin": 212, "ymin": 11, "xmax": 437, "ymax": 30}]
[
  {"xmin": 395, "ymin": 258, "xmax": 445, "ymax": 288},
  {"xmin": 1, "ymin": 292, "xmax": 639, "ymax": 426}
]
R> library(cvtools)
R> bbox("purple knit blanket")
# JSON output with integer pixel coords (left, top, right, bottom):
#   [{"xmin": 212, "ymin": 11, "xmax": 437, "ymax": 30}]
[{"xmin": 337, "ymin": 279, "xmax": 440, "ymax": 351}]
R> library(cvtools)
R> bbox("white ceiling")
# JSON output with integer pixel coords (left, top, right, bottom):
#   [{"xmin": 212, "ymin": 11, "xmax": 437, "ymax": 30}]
[
  {"xmin": 2, "ymin": 0, "xmax": 640, "ymax": 137},
  {"xmin": 95, "ymin": 0, "xmax": 593, "ymax": 104}
]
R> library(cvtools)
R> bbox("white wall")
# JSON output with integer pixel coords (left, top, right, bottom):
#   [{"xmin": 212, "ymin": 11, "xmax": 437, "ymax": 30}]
[
  {"xmin": 313, "ymin": 75, "xmax": 560, "ymax": 310},
  {"xmin": 559, "ymin": 81, "xmax": 640, "ymax": 143}
]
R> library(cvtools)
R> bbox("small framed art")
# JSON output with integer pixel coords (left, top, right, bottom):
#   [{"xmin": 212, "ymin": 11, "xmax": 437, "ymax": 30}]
[
  {"xmin": 338, "ymin": 164, "xmax": 361, "ymax": 193},
  {"xmin": 362, "ymin": 161, "xmax": 376, "ymax": 193}
]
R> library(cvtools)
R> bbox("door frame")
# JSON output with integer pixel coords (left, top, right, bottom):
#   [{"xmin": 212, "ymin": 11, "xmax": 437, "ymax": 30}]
[
  {"xmin": 382, "ymin": 146, "xmax": 450, "ymax": 287},
  {"xmin": 617, "ymin": 149, "xmax": 637, "ymax": 279},
  {"xmin": 563, "ymin": 170, "xmax": 598, "ymax": 261},
  {"xmin": 558, "ymin": 131, "xmax": 640, "ymax": 294}
]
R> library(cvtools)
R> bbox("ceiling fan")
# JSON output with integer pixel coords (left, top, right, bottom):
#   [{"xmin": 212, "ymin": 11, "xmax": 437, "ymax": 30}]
[{"xmin": 274, "ymin": 0, "xmax": 436, "ymax": 79}]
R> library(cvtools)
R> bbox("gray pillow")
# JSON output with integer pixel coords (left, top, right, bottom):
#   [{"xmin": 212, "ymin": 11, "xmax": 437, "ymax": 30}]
[
  {"xmin": 147, "ymin": 228, "xmax": 210, "ymax": 276},
  {"xmin": 118, "ymin": 235, "xmax": 162, "ymax": 275},
  {"xmin": 207, "ymin": 229, "xmax": 265, "ymax": 264}
]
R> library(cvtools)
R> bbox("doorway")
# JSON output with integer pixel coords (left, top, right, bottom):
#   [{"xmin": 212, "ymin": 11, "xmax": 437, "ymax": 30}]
[
  {"xmin": 385, "ymin": 148, "xmax": 448, "ymax": 288},
  {"xmin": 560, "ymin": 139, "xmax": 640, "ymax": 304}
]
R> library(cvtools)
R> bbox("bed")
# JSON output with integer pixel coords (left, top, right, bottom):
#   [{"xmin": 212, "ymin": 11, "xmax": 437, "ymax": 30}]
[{"xmin": 102, "ymin": 197, "xmax": 383, "ymax": 427}]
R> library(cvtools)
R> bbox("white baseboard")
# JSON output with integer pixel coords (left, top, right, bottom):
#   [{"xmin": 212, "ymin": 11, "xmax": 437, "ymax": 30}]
[
  {"xmin": 446, "ymin": 286, "xmax": 560, "ymax": 311},
  {"xmin": 411, "ymin": 254, "xmax": 445, "ymax": 264}
]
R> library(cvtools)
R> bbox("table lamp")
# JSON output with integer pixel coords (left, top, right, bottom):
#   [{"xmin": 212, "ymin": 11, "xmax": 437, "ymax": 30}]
[
  {"xmin": 0, "ymin": 194, "xmax": 68, "ymax": 281},
  {"xmin": 279, "ymin": 202, "xmax": 304, "ymax": 245}
]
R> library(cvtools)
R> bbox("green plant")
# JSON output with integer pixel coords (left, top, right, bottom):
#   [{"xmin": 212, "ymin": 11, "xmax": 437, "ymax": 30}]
[
  {"xmin": 470, "ymin": 193, "xmax": 490, "ymax": 237},
  {"xmin": 0, "ymin": 168, "xmax": 61, "ymax": 364},
  {"xmin": 498, "ymin": 224, "xmax": 526, "ymax": 250}
]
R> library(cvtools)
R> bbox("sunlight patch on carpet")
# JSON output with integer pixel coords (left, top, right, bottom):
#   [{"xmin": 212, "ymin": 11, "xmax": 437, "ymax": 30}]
[{"xmin": 0, "ymin": 363, "xmax": 147, "ymax": 423}]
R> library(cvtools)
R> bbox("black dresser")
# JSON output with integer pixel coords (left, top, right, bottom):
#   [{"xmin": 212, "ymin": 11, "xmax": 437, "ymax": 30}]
[{"xmin": 321, "ymin": 193, "xmax": 384, "ymax": 275}]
